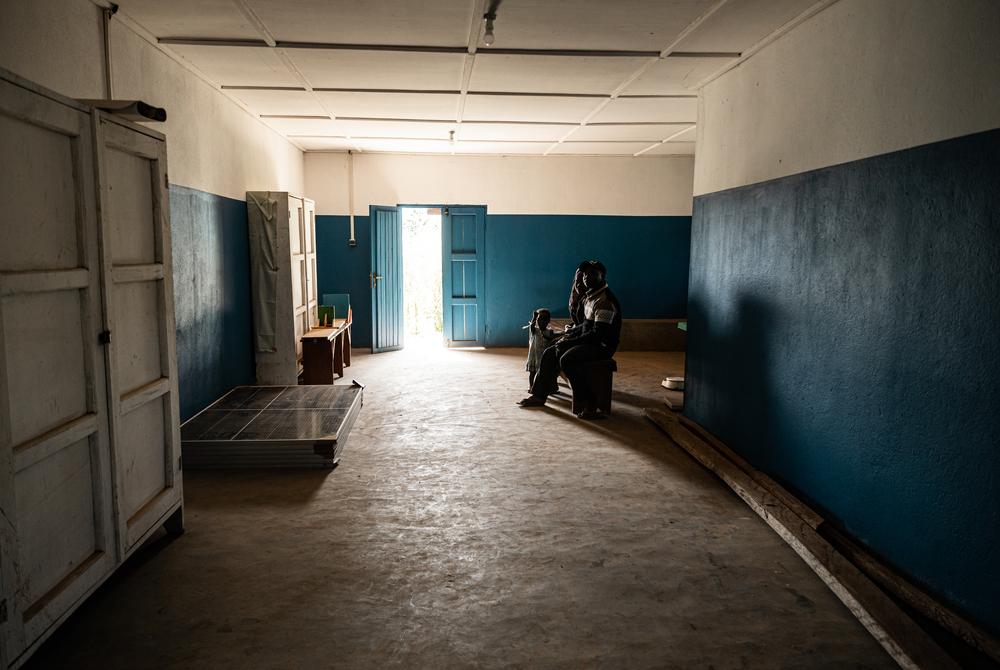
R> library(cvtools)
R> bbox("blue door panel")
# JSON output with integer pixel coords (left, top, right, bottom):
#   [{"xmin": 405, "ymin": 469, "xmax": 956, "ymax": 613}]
[
  {"xmin": 452, "ymin": 215, "xmax": 477, "ymax": 252},
  {"xmin": 442, "ymin": 207, "xmax": 486, "ymax": 347},
  {"xmin": 370, "ymin": 205, "xmax": 403, "ymax": 352},
  {"xmin": 450, "ymin": 304, "xmax": 479, "ymax": 342},
  {"xmin": 451, "ymin": 260, "xmax": 478, "ymax": 298}
]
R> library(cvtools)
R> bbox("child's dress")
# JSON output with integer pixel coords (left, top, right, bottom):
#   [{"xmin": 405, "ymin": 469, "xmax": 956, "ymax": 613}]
[{"xmin": 526, "ymin": 326, "xmax": 556, "ymax": 384}]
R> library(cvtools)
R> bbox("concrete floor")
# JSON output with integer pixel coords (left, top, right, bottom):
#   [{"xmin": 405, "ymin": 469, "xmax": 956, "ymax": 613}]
[{"xmin": 27, "ymin": 347, "xmax": 893, "ymax": 669}]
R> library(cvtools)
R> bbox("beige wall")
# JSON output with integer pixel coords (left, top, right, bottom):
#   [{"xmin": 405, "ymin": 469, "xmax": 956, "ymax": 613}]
[
  {"xmin": 0, "ymin": 0, "xmax": 303, "ymax": 200},
  {"xmin": 694, "ymin": 0, "xmax": 1000, "ymax": 195},
  {"xmin": 305, "ymin": 152, "xmax": 694, "ymax": 216}
]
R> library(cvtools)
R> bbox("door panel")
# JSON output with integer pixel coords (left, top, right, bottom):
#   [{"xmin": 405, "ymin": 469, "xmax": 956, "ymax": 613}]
[
  {"xmin": 304, "ymin": 200, "xmax": 318, "ymax": 330},
  {"xmin": 370, "ymin": 206, "xmax": 403, "ymax": 352},
  {"xmin": 107, "ymin": 148, "xmax": 156, "ymax": 264},
  {"xmin": 0, "ymin": 113, "xmax": 80, "ymax": 271},
  {"xmin": 442, "ymin": 207, "xmax": 486, "ymax": 347},
  {"xmin": 116, "ymin": 397, "xmax": 168, "ymax": 517},
  {"xmin": 14, "ymin": 438, "xmax": 98, "ymax": 605},
  {"xmin": 3, "ymin": 291, "xmax": 89, "ymax": 445},
  {"xmin": 0, "ymin": 80, "xmax": 117, "ymax": 662},
  {"xmin": 289, "ymin": 198, "xmax": 303, "ymax": 255},
  {"xmin": 112, "ymin": 281, "xmax": 163, "ymax": 394},
  {"xmin": 94, "ymin": 114, "xmax": 183, "ymax": 555}
]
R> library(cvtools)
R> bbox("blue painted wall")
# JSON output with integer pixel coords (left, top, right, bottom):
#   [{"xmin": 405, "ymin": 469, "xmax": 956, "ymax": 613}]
[
  {"xmin": 484, "ymin": 215, "xmax": 690, "ymax": 345},
  {"xmin": 316, "ymin": 214, "xmax": 691, "ymax": 349},
  {"xmin": 685, "ymin": 128, "xmax": 1000, "ymax": 635},
  {"xmin": 316, "ymin": 215, "xmax": 373, "ymax": 347},
  {"xmin": 170, "ymin": 185, "xmax": 255, "ymax": 421}
]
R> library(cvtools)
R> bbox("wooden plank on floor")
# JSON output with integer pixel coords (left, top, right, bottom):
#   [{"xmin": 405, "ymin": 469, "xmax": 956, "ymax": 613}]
[
  {"xmin": 678, "ymin": 415, "xmax": 1000, "ymax": 664},
  {"xmin": 678, "ymin": 415, "xmax": 823, "ymax": 530},
  {"xmin": 663, "ymin": 389, "xmax": 684, "ymax": 410},
  {"xmin": 822, "ymin": 523, "xmax": 1000, "ymax": 665},
  {"xmin": 645, "ymin": 408, "xmax": 958, "ymax": 670}
]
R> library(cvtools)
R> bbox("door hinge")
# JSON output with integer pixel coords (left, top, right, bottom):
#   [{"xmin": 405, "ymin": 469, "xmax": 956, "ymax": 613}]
[
  {"xmin": 0, "ymin": 598, "xmax": 7, "ymax": 624},
  {"xmin": 178, "ymin": 455, "xmax": 183, "ymax": 471},
  {"xmin": 98, "ymin": 330, "xmax": 112, "ymax": 345},
  {"xmin": 443, "ymin": 207, "xmax": 450, "ymax": 215}
]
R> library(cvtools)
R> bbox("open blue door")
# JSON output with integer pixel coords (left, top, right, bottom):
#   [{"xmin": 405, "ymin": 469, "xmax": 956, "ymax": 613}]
[
  {"xmin": 370, "ymin": 205, "xmax": 403, "ymax": 352},
  {"xmin": 442, "ymin": 206, "xmax": 486, "ymax": 347}
]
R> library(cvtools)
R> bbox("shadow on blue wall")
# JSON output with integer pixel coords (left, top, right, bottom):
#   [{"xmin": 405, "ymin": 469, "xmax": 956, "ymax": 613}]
[
  {"xmin": 316, "ymin": 214, "xmax": 691, "ymax": 349},
  {"xmin": 686, "ymin": 128, "xmax": 1000, "ymax": 635},
  {"xmin": 170, "ymin": 186, "xmax": 254, "ymax": 421}
]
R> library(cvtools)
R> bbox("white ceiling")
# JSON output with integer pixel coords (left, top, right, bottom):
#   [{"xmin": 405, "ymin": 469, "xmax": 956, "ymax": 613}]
[{"xmin": 116, "ymin": 0, "xmax": 819, "ymax": 156}]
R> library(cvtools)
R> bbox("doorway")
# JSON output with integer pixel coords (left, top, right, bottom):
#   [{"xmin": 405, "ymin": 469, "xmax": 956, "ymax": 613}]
[
  {"xmin": 401, "ymin": 207, "xmax": 443, "ymax": 347},
  {"xmin": 370, "ymin": 205, "xmax": 486, "ymax": 352}
]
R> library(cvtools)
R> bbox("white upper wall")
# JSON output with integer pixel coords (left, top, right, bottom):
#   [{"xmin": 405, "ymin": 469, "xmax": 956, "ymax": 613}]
[
  {"xmin": 306, "ymin": 153, "xmax": 694, "ymax": 216},
  {"xmin": 0, "ymin": 0, "xmax": 303, "ymax": 200},
  {"xmin": 694, "ymin": 0, "xmax": 1000, "ymax": 196}
]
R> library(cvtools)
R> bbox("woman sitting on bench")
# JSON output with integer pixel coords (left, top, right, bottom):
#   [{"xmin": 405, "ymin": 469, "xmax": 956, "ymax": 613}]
[{"xmin": 518, "ymin": 260, "xmax": 622, "ymax": 419}]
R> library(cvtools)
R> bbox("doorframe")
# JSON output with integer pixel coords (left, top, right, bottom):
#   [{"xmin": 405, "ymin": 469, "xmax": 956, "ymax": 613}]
[{"xmin": 394, "ymin": 204, "xmax": 488, "ymax": 348}]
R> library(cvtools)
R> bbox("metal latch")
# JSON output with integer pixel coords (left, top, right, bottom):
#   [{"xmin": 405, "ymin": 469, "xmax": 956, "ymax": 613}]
[{"xmin": 98, "ymin": 330, "xmax": 112, "ymax": 345}]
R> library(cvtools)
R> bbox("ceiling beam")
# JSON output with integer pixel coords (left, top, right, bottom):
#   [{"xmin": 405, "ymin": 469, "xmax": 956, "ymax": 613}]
[
  {"xmin": 633, "ymin": 124, "xmax": 697, "ymax": 156},
  {"xmin": 221, "ymin": 85, "xmax": 696, "ymax": 99},
  {"xmin": 106, "ymin": 4, "xmax": 307, "ymax": 152},
  {"xmin": 157, "ymin": 37, "xmax": 736, "ymax": 59},
  {"xmin": 454, "ymin": 0, "xmax": 489, "ymax": 148},
  {"xmin": 280, "ymin": 116, "xmax": 579, "ymax": 126},
  {"xmin": 231, "ymin": 0, "xmax": 276, "ymax": 47},
  {"xmin": 544, "ymin": 0, "xmax": 732, "ymax": 155},
  {"xmin": 226, "ymin": 0, "xmax": 353, "ymax": 147},
  {"xmin": 267, "ymin": 116, "xmax": 695, "ymax": 127}
]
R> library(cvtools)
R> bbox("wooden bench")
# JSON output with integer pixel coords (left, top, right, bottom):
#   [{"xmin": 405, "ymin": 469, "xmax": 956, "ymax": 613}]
[
  {"xmin": 570, "ymin": 358, "xmax": 617, "ymax": 415},
  {"xmin": 301, "ymin": 316, "xmax": 353, "ymax": 384}
]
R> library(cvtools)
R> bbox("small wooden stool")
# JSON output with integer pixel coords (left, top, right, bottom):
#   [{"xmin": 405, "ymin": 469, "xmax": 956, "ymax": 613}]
[{"xmin": 571, "ymin": 358, "xmax": 617, "ymax": 415}]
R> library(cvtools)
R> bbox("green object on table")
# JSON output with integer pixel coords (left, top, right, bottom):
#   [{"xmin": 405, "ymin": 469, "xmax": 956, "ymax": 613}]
[
  {"xmin": 677, "ymin": 321, "xmax": 688, "ymax": 331},
  {"xmin": 318, "ymin": 305, "xmax": 336, "ymax": 324}
]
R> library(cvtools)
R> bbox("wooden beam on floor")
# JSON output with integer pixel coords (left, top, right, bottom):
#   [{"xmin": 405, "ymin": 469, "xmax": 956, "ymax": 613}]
[
  {"xmin": 676, "ymin": 414, "xmax": 1000, "ymax": 666},
  {"xmin": 645, "ymin": 408, "xmax": 958, "ymax": 670}
]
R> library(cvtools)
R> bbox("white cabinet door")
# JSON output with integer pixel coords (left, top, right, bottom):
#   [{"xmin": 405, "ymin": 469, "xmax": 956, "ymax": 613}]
[
  {"xmin": 288, "ymin": 196, "xmax": 307, "ymax": 363},
  {"xmin": 0, "ymin": 79, "xmax": 117, "ymax": 663},
  {"xmin": 94, "ymin": 115, "xmax": 183, "ymax": 555},
  {"xmin": 304, "ymin": 199, "xmax": 318, "ymax": 329}
]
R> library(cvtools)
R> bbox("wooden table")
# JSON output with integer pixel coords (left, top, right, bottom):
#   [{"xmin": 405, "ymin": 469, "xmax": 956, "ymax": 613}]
[{"xmin": 301, "ymin": 318, "xmax": 352, "ymax": 384}]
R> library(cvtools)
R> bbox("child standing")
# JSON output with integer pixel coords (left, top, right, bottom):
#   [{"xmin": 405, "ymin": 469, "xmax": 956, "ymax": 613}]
[{"xmin": 525, "ymin": 308, "xmax": 558, "ymax": 389}]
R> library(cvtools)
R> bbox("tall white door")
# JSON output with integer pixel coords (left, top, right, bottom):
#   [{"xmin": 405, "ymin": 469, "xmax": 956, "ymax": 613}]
[
  {"xmin": 288, "ymin": 196, "xmax": 308, "ymax": 363},
  {"xmin": 94, "ymin": 114, "xmax": 183, "ymax": 555},
  {"xmin": 0, "ymin": 80, "xmax": 118, "ymax": 663},
  {"xmin": 304, "ymin": 199, "xmax": 318, "ymax": 329}
]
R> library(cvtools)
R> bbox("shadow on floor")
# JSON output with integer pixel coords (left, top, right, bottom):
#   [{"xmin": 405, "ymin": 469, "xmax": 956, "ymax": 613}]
[{"xmin": 181, "ymin": 469, "xmax": 332, "ymax": 510}]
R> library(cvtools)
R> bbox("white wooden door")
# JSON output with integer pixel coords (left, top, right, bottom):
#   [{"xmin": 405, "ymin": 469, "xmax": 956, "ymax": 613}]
[
  {"xmin": 304, "ymin": 199, "xmax": 318, "ymax": 329},
  {"xmin": 0, "ymin": 79, "xmax": 118, "ymax": 662},
  {"xmin": 93, "ymin": 114, "xmax": 183, "ymax": 555},
  {"xmin": 288, "ymin": 196, "xmax": 308, "ymax": 363}
]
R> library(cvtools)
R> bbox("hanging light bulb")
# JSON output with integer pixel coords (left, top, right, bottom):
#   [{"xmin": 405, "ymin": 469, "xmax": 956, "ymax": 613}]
[{"xmin": 483, "ymin": 13, "xmax": 496, "ymax": 46}]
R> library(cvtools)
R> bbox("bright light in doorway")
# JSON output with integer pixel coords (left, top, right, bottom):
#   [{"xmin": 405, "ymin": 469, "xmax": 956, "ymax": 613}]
[{"xmin": 402, "ymin": 207, "xmax": 444, "ymax": 347}]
